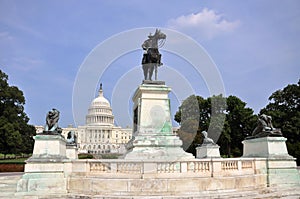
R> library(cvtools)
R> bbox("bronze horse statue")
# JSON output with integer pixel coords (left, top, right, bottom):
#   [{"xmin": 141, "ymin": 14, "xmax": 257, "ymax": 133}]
[{"xmin": 141, "ymin": 29, "xmax": 166, "ymax": 81}]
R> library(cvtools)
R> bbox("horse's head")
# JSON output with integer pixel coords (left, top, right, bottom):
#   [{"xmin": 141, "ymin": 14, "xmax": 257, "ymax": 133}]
[
  {"xmin": 154, "ymin": 29, "xmax": 166, "ymax": 40},
  {"xmin": 152, "ymin": 29, "xmax": 166, "ymax": 48},
  {"xmin": 143, "ymin": 29, "xmax": 166, "ymax": 49}
]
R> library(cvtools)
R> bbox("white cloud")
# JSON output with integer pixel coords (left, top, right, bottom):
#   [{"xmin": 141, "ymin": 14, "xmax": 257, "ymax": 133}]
[
  {"xmin": 0, "ymin": 31, "xmax": 14, "ymax": 41},
  {"xmin": 167, "ymin": 8, "xmax": 240, "ymax": 40},
  {"xmin": 11, "ymin": 57, "xmax": 44, "ymax": 72}
]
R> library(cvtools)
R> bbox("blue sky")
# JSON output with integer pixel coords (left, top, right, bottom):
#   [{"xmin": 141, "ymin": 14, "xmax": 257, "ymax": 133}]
[{"xmin": 0, "ymin": 0, "xmax": 299, "ymax": 128}]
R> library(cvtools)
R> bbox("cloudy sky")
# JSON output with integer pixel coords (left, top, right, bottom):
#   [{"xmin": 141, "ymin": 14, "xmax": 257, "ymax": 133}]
[{"xmin": 0, "ymin": 0, "xmax": 299, "ymax": 128}]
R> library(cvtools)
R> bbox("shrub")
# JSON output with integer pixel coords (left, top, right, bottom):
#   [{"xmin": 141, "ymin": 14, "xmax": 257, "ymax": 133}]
[{"xmin": 78, "ymin": 153, "xmax": 94, "ymax": 159}]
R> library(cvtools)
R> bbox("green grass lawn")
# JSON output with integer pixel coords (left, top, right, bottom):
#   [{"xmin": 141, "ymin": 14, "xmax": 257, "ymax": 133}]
[{"xmin": 0, "ymin": 158, "xmax": 27, "ymax": 164}]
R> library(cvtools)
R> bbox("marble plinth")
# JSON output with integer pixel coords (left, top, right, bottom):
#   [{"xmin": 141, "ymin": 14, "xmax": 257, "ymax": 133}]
[
  {"xmin": 242, "ymin": 136, "xmax": 292, "ymax": 158},
  {"xmin": 125, "ymin": 83, "xmax": 194, "ymax": 160},
  {"xmin": 242, "ymin": 136, "xmax": 300, "ymax": 187},
  {"xmin": 28, "ymin": 134, "xmax": 68, "ymax": 161},
  {"xmin": 196, "ymin": 144, "xmax": 220, "ymax": 158},
  {"xmin": 16, "ymin": 134, "xmax": 69, "ymax": 195},
  {"xmin": 66, "ymin": 144, "xmax": 78, "ymax": 159}
]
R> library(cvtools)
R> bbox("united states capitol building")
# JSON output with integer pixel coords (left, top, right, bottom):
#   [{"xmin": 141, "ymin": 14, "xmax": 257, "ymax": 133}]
[{"xmin": 35, "ymin": 85, "xmax": 132, "ymax": 155}]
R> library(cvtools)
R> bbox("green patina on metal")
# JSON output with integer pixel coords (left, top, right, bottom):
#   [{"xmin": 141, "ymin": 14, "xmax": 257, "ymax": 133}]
[{"xmin": 160, "ymin": 121, "xmax": 172, "ymax": 133}]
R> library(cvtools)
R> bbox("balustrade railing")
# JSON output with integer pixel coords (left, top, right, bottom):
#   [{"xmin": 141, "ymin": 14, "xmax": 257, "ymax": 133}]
[
  {"xmin": 187, "ymin": 161, "xmax": 210, "ymax": 173},
  {"xmin": 117, "ymin": 162, "xmax": 143, "ymax": 173},
  {"xmin": 157, "ymin": 162, "xmax": 180, "ymax": 173},
  {"xmin": 90, "ymin": 162, "xmax": 111, "ymax": 172},
  {"xmin": 86, "ymin": 158, "xmax": 256, "ymax": 176},
  {"xmin": 221, "ymin": 160, "xmax": 238, "ymax": 171}
]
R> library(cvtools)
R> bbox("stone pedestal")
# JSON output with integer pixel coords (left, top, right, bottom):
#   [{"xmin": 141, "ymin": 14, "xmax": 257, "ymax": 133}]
[
  {"xmin": 196, "ymin": 144, "xmax": 220, "ymax": 158},
  {"xmin": 125, "ymin": 83, "xmax": 194, "ymax": 160},
  {"xmin": 242, "ymin": 136, "xmax": 300, "ymax": 187},
  {"xmin": 29, "ymin": 134, "xmax": 68, "ymax": 161},
  {"xmin": 66, "ymin": 144, "xmax": 78, "ymax": 159},
  {"xmin": 242, "ymin": 136, "xmax": 292, "ymax": 158},
  {"xmin": 16, "ymin": 134, "xmax": 68, "ymax": 195}
]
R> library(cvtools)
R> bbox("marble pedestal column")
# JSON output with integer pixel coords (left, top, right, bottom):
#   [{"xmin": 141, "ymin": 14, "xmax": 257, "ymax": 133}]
[{"xmin": 125, "ymin": 82, "xmax": 194, "ymax": 161}]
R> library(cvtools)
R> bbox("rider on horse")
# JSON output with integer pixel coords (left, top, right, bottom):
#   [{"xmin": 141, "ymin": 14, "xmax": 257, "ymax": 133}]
[{"xmin": 141, "ymin": 29, "xmax": 166, "ymax": 81}]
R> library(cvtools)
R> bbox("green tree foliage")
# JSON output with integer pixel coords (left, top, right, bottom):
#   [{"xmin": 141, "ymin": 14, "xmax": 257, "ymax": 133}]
[
  {"xmin": 218, "ymin": 96, "xmax": 257, "ymax": 157},
  {"xmin": 175, "ymin": 95, "xmax": 206, "ymax": 154},
  {"xmin": 0, "ymin": 70, "xmax": 36, "ymax": 154},
  {"xmin": 260, "ymin": 79, "xmax": 300, "ymax": 165},
  {"xmin": 175, "ymin": 94, "xmax": 256, "ymax": 157}
]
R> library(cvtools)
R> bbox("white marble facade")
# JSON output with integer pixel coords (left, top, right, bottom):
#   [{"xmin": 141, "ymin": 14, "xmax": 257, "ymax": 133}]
[{"xmin": 35, "ymin": 86, "xmax": 132, "ymax": 155}]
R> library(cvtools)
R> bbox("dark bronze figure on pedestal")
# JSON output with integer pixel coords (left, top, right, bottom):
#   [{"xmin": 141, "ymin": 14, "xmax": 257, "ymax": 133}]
[
  {"xmin": 246, "ymin": 114, "xmax": 282, "ymax": 139},
  {"xmin": 141, "ymin": 29, "xmax": 166, "ymax": 81},
  {"xmin": 43, "ymin": 108, "xmax": 62, "ymax": 134}
]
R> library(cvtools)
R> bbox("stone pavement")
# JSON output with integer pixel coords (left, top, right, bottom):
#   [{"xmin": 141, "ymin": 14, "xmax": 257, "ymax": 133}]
[
  {"xmin": 0, "ymin": 172, "xmax": 23, "ymax": 199},
  {"xmin": 0, "ymin": 172, "xmax": 299, "ymax": 199}
]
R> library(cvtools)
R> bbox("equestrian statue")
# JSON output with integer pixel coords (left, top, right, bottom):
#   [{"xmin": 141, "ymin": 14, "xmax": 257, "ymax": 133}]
[{"xmin": 141, "ymin": 29, "xmax": 166, "ymax": 81}]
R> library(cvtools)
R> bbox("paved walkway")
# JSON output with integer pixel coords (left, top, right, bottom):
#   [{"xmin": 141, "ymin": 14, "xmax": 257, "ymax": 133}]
[{"xmin": 0, "ymin": 172, "xmax": 299, "ymax": 199}]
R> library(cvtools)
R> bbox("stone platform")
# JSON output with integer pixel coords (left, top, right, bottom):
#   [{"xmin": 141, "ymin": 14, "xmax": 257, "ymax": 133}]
[
  {"xmin": 2, "ymin": 172, "xmax": 300, "ymax": 199},
  {"xmin": 11, "ymin": 158, "xmax": 300, "ymax": 198},
  {"xmin": 16, "ymin": 134, "xmax": 69, "ymax": 195},
  {"xmin": 63, "ymin": 158, "xmax": 268, "ymax": 196}
]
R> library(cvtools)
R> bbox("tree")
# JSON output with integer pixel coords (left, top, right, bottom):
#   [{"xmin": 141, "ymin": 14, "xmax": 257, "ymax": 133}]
[
  {"xmin": 218, "ymin": 96, "xmax": 257, "ymax": 157},
  {"xmin": 260, "ymin": 79, "xmax": 300, "ymax": 165},
  {"xmin": 175, "ymin": 94, "xmax": 256, "ymax": 157},
  {"xmin": 0, "ymin": 70, "xmax": 36, "ymax": 154},
  {"xmin": 175, "ymin": 95, "xmax": 209, "ymax": 154}
]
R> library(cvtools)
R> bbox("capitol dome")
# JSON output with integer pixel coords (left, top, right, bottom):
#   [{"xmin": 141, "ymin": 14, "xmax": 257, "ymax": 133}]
[{"xmin": 86, "ymin": 84, "xmax": 114, "ymax": 126}]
